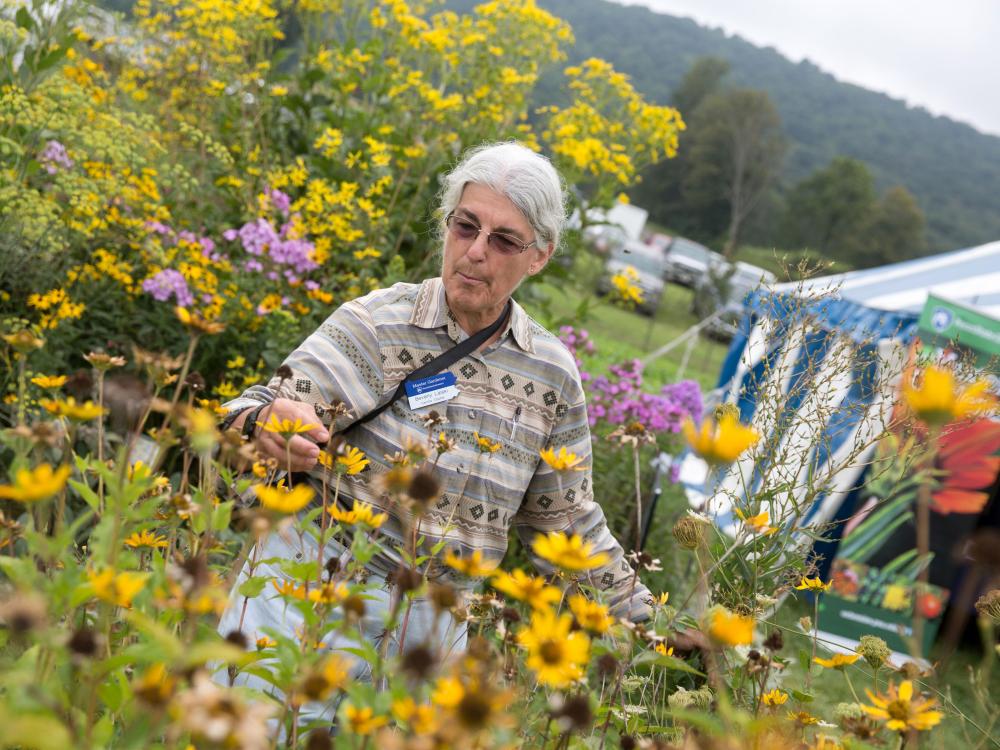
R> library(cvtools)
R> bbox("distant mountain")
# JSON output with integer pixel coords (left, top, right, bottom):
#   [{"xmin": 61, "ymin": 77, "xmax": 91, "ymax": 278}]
[{"xmin": 450, "ymin": 0, "xmax": 1000, "ymax": 252}]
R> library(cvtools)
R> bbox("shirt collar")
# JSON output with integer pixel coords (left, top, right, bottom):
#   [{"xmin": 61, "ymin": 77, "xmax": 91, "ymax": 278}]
[{"xmin": 411, "ymin": 277, "xmax": 534, "ymax": 354}]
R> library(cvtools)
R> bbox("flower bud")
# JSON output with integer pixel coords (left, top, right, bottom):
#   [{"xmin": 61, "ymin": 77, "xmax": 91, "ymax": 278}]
[
  {"xmin": 833, "ymin": 702, "xmax": 864, "ymax": 723},
  {"xmin": 714, "ymin": 403, "xmax": 741, "ymax": 422},
  {"xmin": 857, "ymin": 634, "xmax": 891, "ymax": 669}
]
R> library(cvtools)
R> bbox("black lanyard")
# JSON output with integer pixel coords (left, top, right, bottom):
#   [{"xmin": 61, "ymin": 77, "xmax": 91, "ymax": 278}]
[{"xmin": 342, "ymin": 299, "xmax": 512, "ymax": 432}]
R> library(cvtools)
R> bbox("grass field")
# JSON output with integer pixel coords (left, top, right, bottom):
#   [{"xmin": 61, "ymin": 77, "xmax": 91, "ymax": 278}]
[{"xmin": 521, "ymin": 250, "xmax": 730, "ymax": 393}]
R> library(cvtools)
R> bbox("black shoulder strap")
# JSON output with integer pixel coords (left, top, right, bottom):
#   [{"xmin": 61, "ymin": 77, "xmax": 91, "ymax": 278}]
[{"xmin": 341, "ymin": 300, "xmax": 512, "ymax": 433}]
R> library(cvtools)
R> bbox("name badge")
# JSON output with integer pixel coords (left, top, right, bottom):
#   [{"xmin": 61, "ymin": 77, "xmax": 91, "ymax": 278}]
[{"xmin": 405, "ymin": 372, "xmax": 459, "ymax": 410}]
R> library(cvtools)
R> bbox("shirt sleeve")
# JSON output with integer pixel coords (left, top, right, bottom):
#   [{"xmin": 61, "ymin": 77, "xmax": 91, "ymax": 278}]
[
  {"xmin": 223, "ymin": 297, "xmax": 385, "ymax": 433},
  {"xmin": 511, "ymin": 364, "xmax": 653, "ymax": 622}
]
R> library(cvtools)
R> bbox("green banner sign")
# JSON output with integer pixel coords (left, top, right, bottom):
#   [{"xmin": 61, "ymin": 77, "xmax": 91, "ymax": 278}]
[{"xmin": 917, "ymin": 293, "xmax": 1000, "ymax": 368}]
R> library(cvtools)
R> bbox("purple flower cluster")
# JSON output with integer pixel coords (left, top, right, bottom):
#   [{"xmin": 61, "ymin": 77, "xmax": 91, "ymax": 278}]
[
  {"xmin": 222, "ymin": 212, "xmax": 317, "ymax": 282},
  {"xmin": 40, "ymin": 140, "xmax": 74, "ymax": 174},
  {"xmin": 142, "ymin": 269, "xmax": 194, "ymax": 306},
  {"xmin": 558, "ymin": 326, "xmax": 703, "ymax": 433}
]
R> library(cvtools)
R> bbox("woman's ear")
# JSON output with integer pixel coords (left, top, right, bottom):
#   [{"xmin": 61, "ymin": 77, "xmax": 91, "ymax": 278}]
[{"xmin": 528, "ymin": 243, "xmax": 556, "ymax": 275}]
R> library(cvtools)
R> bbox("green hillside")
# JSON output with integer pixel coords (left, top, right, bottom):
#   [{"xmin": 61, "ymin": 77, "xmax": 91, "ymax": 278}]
[{"xmin": 449, "ymin": 0, "xmax": 1000, "ymax": 253}]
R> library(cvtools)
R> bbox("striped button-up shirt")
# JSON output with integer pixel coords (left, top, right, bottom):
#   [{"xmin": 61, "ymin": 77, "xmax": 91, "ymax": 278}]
[{"xmin": 228, "ymin": 277, "xmax": 652, "ymax": 620}]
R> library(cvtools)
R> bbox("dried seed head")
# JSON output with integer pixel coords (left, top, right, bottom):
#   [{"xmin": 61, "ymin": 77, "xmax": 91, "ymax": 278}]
[
  {"xmin": 304, "ymin": 731, "xmax": 333, "ymax": 750},
  {"xmin": 67, "ymin": 626, "xmax": 101, "ymax": 659},
  {"xmin": 407, "ymin": 469, "xmax": 441, "ymax": 509},
  {"xmin": 392, "ymin": 566, "xmax": 423, "ymax": 594},
  {"xmin": 224, "ymin": 629, "xmax": 248, "ymax": 650},
  {"xmin": 342, "ymin": 594, "xmax": 366, "ymax": 621},
  {"xmin": 0, "ymin": 593, "xmax": 47, "ymax": 634},
  {"xmin": 596, "ymin": 653, "xmax": 619, "ymax": 678},
  {"xmin": 275, "ymin": 365, "xmax": 293, "ymax": 381},
  {"xmin": 324, "ymin": 556, "xmax": 341, "ymax": 579},
  {"xmin": 553, "ymin": 693, "xmax": 592, "ymax": 733},
  {"xmin": 672, "ymin": 516, "xmax": 706, "ymax": 550},
  {"xmin": 428, "ymin": 582, "xmax": 457, "ymax": 612},
  {"xmin": 184, "ymin": 371, "xmax": 206, "ymax": 392},
  {"xmin": 975, "ymin": 589, "xmax": 1000, "ymax": 623},
  {"xmin": 763, "ymin": 629, "xmax": 784, "ymax": 652},
  {"xmin": 401, "ymin": 644, "xmax": 437, "ymax": 680}
]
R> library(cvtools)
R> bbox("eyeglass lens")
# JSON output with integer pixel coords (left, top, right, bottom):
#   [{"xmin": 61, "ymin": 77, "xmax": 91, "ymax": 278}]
[{"xmin": 447, "ymin": 215, "xmax": 525, "ymax": 255}]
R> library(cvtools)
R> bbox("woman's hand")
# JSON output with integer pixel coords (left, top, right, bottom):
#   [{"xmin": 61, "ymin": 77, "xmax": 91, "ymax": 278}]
[{"xmin": 244, "ymin": 398, "xmax": 331, "ymax": 472}]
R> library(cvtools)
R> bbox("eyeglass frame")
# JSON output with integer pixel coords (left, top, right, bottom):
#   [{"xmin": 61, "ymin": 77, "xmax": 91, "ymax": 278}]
[{"xmin": 444, "ymin": 212, "xmax": 539, "ymax": 255}]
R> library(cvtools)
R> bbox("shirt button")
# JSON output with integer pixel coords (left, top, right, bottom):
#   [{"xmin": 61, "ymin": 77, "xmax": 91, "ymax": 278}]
[{"xmin": 468, "ymin": 409, "xmax": 477, "ymax": 419}]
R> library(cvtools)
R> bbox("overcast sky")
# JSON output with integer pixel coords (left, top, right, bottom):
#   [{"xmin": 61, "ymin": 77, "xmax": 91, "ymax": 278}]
[{"xmin": 614, "ymin": 0, "xmax": 1000, "ymax": 137}]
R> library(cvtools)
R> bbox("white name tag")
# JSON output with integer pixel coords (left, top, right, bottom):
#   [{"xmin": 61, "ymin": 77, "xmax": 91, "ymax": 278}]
[{"xmin": 405, "ymin": 372, "xmax": 459, "ymax": 410}]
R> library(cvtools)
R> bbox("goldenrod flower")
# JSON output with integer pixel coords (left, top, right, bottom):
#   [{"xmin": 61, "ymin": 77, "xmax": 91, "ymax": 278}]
[
  {"xmin": 517, "ymin": 608, "xmax": 590, "ymax": 687},
  {"xmin": 259, "ymin": 413, "xmax": 318, "ymax": 437},
  {"xmin": 254, "ymin": 483, "xmax": 314, "ymax": 514},
  {"xmin": 342, "ymin": 704, "xmax": 388, "ymax": 735},
  {"xmin": 682, "ymin": 413, "xmax": 759, "ymax": 466},
  {"xmin": 903, "ymin": 365, "xmax": 995, "ymax": 427},
  {"xmin": 473, "ymin": 431, "xmax": 501, "ymax": 453},
  {"xmin": 443, "ymin": 549, "xmax": 497, "ymax": 578},
  {"xmin": 88, "ymin": 568, "xmax": 148, "ymax": 608},
  {"xmin": 861, "ymin": 680, "xmax": 942, "ymax": 732},
  {"xmin": 795, "ymin": 576, "xmax": 832, "ymax": 593},
  {"xmin": 0, "ymin": 463, "xmax": 72, "ymax": 503},
  {"xmin": 568, "ymin": 594, "xmax": 614, "ymax": 634},
  {"xmin": 41, "ymin": 397, "xmax": 106, "ymax": 421},
  {"xmin": 610, "ymin": 266, "xmax": 644, "ymax": 307},
  {"xmin": 30, "ymin": 374, "xmax": 67, "ymax": 389},
  {"xmin": 491, "ymin": 569, "xmax": 561, "ymax": 611},
  {"xmin": 124, "ymin": 529, "xmax": 168, "ymax": 549},
  {"xmin": 708, "ymin": 607, "xmax": 754, "ymax": 646},
  {"xmin": 539, "ymin": 446, "xmax": 586, "ymax": 471},
  {"xmin": 532, "ymin": 531, "xmax": 610, "ymax": 572},
  {"xmin": 762, "ymin": 688, "xmax": 788, "ymax": 706},
  {"xmin": 336, "ymin": 446, "xmax": 369, "ymax": 475},
  {"xmin": 814, "ymin": 652, "xmax": 860, "ymax": 670},
  {"xmin": 327, "ymin": 500, "xmax": 387, "ymax": 529},
  {"xmin": 735, "ymin": 508, "xmax": 778, "ymax": 535}
]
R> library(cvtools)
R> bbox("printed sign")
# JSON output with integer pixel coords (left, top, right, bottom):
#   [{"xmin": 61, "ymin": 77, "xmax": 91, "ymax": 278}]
[{"xmin": 405, "ymin": 372, "xmax": 459, "ymax": 410}]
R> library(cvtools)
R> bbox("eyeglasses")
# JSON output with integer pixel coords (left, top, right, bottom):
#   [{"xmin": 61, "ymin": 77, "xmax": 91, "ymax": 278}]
[{"xmin": 445, "ymin": 212, "xmax": 537, "ymax": 256}]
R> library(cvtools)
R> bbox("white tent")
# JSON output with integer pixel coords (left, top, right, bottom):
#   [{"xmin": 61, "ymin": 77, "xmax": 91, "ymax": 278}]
[{"xmin": 677, "ymin": 241, "xmax": 1000, "ymax": 534}]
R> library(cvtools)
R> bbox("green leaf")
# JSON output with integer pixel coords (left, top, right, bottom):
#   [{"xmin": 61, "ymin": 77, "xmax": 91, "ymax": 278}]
[
  {"xmin": 791, "ymin": 690, "xmax": 814, "ymax": 703},
  {"xmin": 36, "ymin": 46, "xmax": 67, "ymax": 73},
  {"xmin": 0, "ymin": 711, "xmax": 71, "ymax": 750},
  {"xmin": 211, "ymin": 500, "xmax": 233, "ymax": 531},
  {"xmin": 69, "ymin": 479, "xmax": 100, "ymax": 511},
  {"xmin": 15, "ymin": 6, "xmax": 34, "ymax": 31},
  {"xmin": 239, "ymin": 574, "xmax": 270, "ymax": 598}
]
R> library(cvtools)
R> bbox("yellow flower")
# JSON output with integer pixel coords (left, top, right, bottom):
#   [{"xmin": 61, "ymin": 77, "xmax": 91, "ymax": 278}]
[
  {"xmin": 392, "ymin": 698, "xmax": 438, "ymax": 735},
  {"xmin": 342, "ymin": 704, "xmax": 388, "ymax": 735},
  {"xmin": 653, "ymin": 642, "xmax": 674, "ymax": 657},
  {"xmin": 787, "ymin": 710, "xmax": 821, "ymax": 726},
  {"xmin": 337, "ymin": 446, "xmax": 370, "ymax": 475},
  {"xmin": 431, "ymin": 676, "xmax": 464, "ymax": 709},
  {"xmin": 861, "ymin": 680, "xmax": 942, "ymax": 732},
  {"xmin": 259, "ymin": 413, "xmax": 318, "ymax": 437},
  {"xmin": 610, "ymin": 266, "xmax": 644, "ymax": 307},
  {"xmin": 517, "ymin": 608, "xmax": 590, "ymax": 688},
  {"xmin": 473, "ymin": 431, "xmax": 501, "ymax": 453},
  {"xmin": 708, "ymin": 608, "xmax": 754, "ymax": 646},
  {"xmin": 795, "ymin": 576, "xmax": 832, "ymax": 593},
  {"xmin": 882, "ymin": 584, "xmax": 911, "ymax": 611},
  {"xmin": 88, "ymin": 568, "xmax": 148, "ymax": 608},
  {"xmin": 532, "ymin": 531, "xmax": 610, "ymax": 572},
  {"xmin": 539, "ymin": 446, "xmax": 586, "ymax": 471},
  {"xmin": 226, "ymin": 355, "xmax": 246, "ymax": 369},
  {"xmin": 307, "ymin": 581, "xmax": 349, "ymax": 605},
  {"xmin": 30, "ymin": 375, "xmax": 67, "ymax": 389},
  {"xmin": 3, "ymin": 330, "xmax": 44, "ymax": 352},
  {"xmin": 174, "ymin": 306, "xmax": 225, "ymax": 334},
  {"xmin": 903, "ymin": 365, "xmax": 995, "ymax": 427},
  {"xmin": 272, "ymin": 580, "xmax": 307, "ymax": 600},
  {"xmin": 682, "ymin": 413, "xmax": 760, "ymax": 465},
  {"xmin": 326, "ymin": 500, "xmax": 387, "ymax": 529},
  {"xmin": 254, "ymin": 483, "xmax": 315, "ymax": 513},
  {"xmin": 300, "ymin": 654, "xmax": 350, "ymax": 700},
  {"xmin": 133, "ymin": 663, "xmax": 175, "ymax": 706},
  {"xmin": 124, "ymin": 530, "xmax": 168, "ymax": 549},
  {"xmin": 443, "ymin": 549, "xmax": 497, "ymax": 578},
  {"xmin": 256, "ymin": 636, "xmax": 277, "ymax": 649},
  {"xmin": 251, "ymin": 462, "xmax": 268, "ymax": 478},
  {"xmin": 735, "ymin": 508, "xmax": 778, "ymax": 535},
  {"xmin": 41, "ymin": 397, "xmax": 106, "ymax": 421},
  {"xmin": 568, "ymin": 594, "xmax": 614, "ymax": 634},
  {"xmin": 654, "ymin": 592, "xmax": 670, "ymax": 607},
  {"xmin": 491, "ymin": 569, "xmax": 562, "ymax": 611},
  {"xmin": 762, "ymin": 688, "xmax": 789, "ymax": 706},
  {"xmin": 813, "ymin": 652, "xmax": 860, "ymax": 669},
  {"xmin": 0, "ymin": 463, "xmax": 72, "ymax": 503}
]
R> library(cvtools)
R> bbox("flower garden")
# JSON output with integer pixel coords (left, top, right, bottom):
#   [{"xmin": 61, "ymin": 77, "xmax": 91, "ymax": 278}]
[{"xmin": 2, "ymin": 1, "xmax": 1000, "ymax": 748}]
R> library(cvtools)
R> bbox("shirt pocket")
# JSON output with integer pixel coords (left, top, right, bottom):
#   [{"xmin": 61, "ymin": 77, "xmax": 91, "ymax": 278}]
[{"xmin": 475, "ymin": 409, "xmax": 547, "ymax": 511}]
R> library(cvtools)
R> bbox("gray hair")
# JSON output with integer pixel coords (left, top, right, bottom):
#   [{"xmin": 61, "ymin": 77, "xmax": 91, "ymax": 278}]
[{"xmin": 437, "ymin": 141, "xmax": 567, "ymax": 251}]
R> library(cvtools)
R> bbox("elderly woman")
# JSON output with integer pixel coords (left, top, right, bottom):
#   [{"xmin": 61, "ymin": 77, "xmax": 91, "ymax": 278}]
[{"xmin": 216, "ymin": 142, "xmax": 651, "ymax": 716}]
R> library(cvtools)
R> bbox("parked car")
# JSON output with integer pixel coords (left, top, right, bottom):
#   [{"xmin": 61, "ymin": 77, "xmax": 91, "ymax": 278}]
[
  {"xmin": 695, "ymin": 260, "xmax": 777, "ymax": 340},
  {"xmin": 662, "ymin": 236, "xmax": 722, "ymax": 288},
  {"xmin": 596, "ymin": 239, "xmax": 667, "ymax": 316}
]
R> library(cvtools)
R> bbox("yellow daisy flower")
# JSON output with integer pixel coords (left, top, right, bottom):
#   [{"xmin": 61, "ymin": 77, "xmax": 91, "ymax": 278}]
[
  {"xmin": 254, "ymin": 483, "xmax": 315, "ymax": 514},
  {"xmin": 491, "ymin": 569, "xmax": 562, "ymax": 611},
  {"xmin": 532, "ymin": 531, "xmax": 610, "ymax": 572},
  {"xmin": 124, "ymin": 530, "xmax": 168, "ymax": 549},
  {"xmin": 0, "ymin": 463, "xmax": 71, "ymax": 503},
  {"xmin": 326, "ymin": 500, "xmax": 387, "ymax": 529},
  {"xmin": 813, "ymin": 652, "xmax": 860, "ymax": 669},
  {"xmin": 861, "ymin": 680, "xmax": 943, "ymax": 732},
  {"xmin": 681, "ymin": 413, "xmax": 759, "ymax": 466},
  {"xmin": 539, "ymin": 446, "xmax": 586, "ymax": 471},
  {"xmin": 443, "ymin": 549, "xmax": 497, "ymax": 578},
  {"xmin": 473, "ymin": 431, "xmax": 501, "ymax": 453},
  {"xmin": 568, "ymin": 594, "xmax": 614, "ymax": 634},
  {"xmin": 708, "ymin": 607, "xmax": 754, "ymax": 646},
  {"xmin": 903, "ymin": 365, "xmax": 995, "ymax": 427},
  {"xmin": 517, "ymin": 608, "xmax": 590, "ymax": 688}
]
